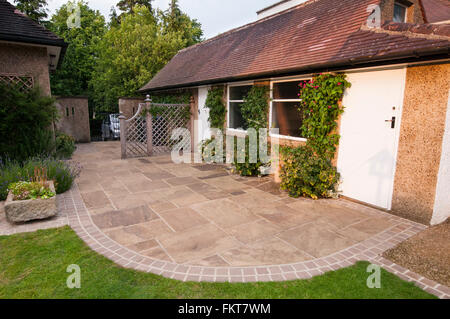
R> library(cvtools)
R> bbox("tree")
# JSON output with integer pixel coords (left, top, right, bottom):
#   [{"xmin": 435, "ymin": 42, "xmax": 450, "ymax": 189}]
[
  {"xmin": 49, "ymin": 1, "xmax": 106, "ymax": 97},
  {"xmin": 161, "ymin": 0, "xmax": 202, "ymax": 46},
  {"xmin": 14, "ymin": 0, "xmax": 48, "ymax": 23},
  {"xmin": 116, "ymin": 0, "xmax": 153, "ymax": 14},
  {"xmin": 90, "ymin": 5, "xmax": 203, "ymax": 113},
  {"xmin": 109, "ymin": 6, "xmax": 120, "ymax": 28}
]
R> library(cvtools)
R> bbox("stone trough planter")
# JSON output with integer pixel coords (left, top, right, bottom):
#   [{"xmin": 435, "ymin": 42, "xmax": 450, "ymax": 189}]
[{"xmin": 4, "ymin": 181, "xmax": 57, "ymax": 223}]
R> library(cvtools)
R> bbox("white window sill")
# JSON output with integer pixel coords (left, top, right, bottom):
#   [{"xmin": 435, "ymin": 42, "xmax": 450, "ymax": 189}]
[{"xmin": 269, "ymin": 133, "xmax": 307, "ymax": 143}]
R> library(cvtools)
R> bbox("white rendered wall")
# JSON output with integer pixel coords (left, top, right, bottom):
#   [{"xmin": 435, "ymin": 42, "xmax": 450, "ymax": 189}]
[
  {"xmin": 257, "ymin": 0, "xmax": 308, "ymax": 19},
  {"xmin": 432, "ymin": 91, "xmax": 450, "ymax": 225}
]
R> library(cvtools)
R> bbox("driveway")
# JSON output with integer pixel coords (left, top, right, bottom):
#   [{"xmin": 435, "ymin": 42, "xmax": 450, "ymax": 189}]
[{"xmin": 73, "ymin": 142, "xmax": 422, "ymax": 269}]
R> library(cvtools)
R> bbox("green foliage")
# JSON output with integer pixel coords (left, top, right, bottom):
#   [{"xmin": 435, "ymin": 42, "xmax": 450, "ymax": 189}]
[
  {"xmin": 14, "ymin": 0, "xmax": 48, "ymax": 23},
  {"xmin": 151, "ymin": 92, "xmax": 191, "ymax": 104},
  {"xmin": 280, "ymin": 146, "xmax": 340, "ymax": 200},
  {"xmin": 299, "ymin": 73, "xmax": 351, "ymax": 159},
  {"xmin": 0, "ymin": 158, "xmax": 80, "ymax": 201},
  {"xmin": 117, "ymin": 0, "xmax": 153, "ymax": 14},
  {"xmin": 55, "ymin": 132, "xmax": 76, "ymax": 159},
  {"xmin": 0, "ymin": 83, "xmax": 57, "ymax": 162},
  {"xmin": 233, "ymin": 86, "xmax": 270, "ymax": 177},
  {"xmin": 90, "ymin": 5, "xmax": 203, "ymax": 113},
  {"xmin": 49, "ymin": 1, "xmax": 107, "ymax": 97},
  {"xmin": 240, "ymin": 86, "xmax": 269, "ymax": 130},
  {"xmin": 8, "ymin": 181, "xmax": 55, "ymax": 201},
  {"xmin": 205, "ymin": 87, "xmax": 226, "ymax": 129},
  {"xmin": 233, "ymin": 136, "xmax": 266, "ymax": 177},
  {"xmin": 280, "ymin": 73, "xmax": 351, "ymax": 199}
]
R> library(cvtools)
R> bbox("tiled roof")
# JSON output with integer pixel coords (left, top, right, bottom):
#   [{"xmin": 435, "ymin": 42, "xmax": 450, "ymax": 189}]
[
  {"xmin": 141, "ymin": 0, "xmax": 450, "ymax": 92},
  {"xmin": 0, "ymin": 0, "xmax": 65, "ymax": 47},
  {"xmin": 421, "ymin": 0, "xmax": 450, "ymax": 23}
]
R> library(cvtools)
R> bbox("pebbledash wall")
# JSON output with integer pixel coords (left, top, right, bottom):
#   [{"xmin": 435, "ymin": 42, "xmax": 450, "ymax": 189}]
[
  {"xmin": 0, "ymin": 42, "xmax": 51, "ymax": 95},
  {"xmin": 55, "ymin": 97, "xmax": 91, "ymax": 143},
  {"xmin": 392, "ymin": 63, "xmax": 450, "ymax": 225}
]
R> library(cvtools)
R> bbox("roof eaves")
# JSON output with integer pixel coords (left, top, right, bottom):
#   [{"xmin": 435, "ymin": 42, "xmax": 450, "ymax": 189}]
[{"xmin": 141, "ymin": 45, "xmax": 450, "ymax": 93}]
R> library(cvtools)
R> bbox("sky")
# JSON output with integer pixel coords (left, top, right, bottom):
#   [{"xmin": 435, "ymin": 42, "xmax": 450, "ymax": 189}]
[{"xmin": 8, "ymin": 0, "xmax": 279, "ymax": 39}]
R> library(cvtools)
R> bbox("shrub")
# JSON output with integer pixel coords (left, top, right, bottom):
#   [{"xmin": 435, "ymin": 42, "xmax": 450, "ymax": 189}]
[
  {"xmin": 280, "ymin": 146, "xmax": 340, "ymax": 200},
  {"xmin": 8, "ymin": 181, "xmax": 55, "ymax": 201},
  {"xmin": 0, "ymin": 158, "xmax": 80, "ymax": 200},
  {"xmin": 233, "ymin": 135, "xmax": 269, "ymax": 177},
  {"xmin": 0, "ymin": 83, "xmax": 58, "ymax": 162},
  {"xmin": 56, "ymin": 132, "xmax": 76, "ymax": 159}
]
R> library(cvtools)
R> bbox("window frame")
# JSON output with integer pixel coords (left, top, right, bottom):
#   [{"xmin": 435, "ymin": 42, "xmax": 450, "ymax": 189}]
[
  {"xmin": 269, "ymin": 76, "xmax": 311, "ymax": 142},
  {"xmin": 227, "ymin": 81, "xmax": 254, "ymax": 134},
  {"xmin": 393, "ymin": 2, "xmax": 408, "ymax": 23}
]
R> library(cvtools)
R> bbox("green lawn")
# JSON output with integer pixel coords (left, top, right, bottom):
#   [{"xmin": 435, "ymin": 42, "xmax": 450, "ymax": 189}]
[{"xmin": 0, "ymin": 227, "xmax": 435, "ymax": 299}]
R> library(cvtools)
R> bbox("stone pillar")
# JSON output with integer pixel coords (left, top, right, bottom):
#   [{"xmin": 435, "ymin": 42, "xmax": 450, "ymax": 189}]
[
  {"xmin": 145, "ymin": 95, "xmax": 153, "ymax": 156},
  {"xmin": 119, "ymin": 113, "xmax": 127, "ymax": 159}
]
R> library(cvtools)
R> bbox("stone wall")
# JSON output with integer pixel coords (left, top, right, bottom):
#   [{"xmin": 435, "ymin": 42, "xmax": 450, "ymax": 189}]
[
  {"xmin": 392, "ymin": 63, "xmax": 450, "ymax": 224},
  {"xmin": 119, "ymin": 97, "xmax": 145, "ymax": 119},
  {"xmin": 55, "ymin": 97, "xmax": 91, "ymax": 143},
  {"xmin": 0, "ymin": 43, "xmax": 51, "ymax": 95}
]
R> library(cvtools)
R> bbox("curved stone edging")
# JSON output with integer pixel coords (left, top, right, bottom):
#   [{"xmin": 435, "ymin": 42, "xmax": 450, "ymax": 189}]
[{"xmin": 60, "ymin": 185, "xmax": 449, "ymax": 299}]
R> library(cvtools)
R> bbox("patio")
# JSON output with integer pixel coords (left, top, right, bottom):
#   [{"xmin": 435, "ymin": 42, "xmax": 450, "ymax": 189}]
[{"xmin": 72, "ymin": 142, "xmax": 425, "ymax": 270}]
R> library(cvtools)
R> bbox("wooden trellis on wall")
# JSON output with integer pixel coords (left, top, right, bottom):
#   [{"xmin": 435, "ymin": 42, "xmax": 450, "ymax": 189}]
[{"xmin": 0, "ymin": 73, "xmax": 34, "ymax": 92}]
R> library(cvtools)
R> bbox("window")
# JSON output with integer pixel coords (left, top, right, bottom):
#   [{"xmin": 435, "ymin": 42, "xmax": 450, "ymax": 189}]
[
  {"xmin": 72, "ymin": 107, "xmax": 75, "ymax": 116},
  {"xmin": 228, "ymin": 84, "xmax": 253, "ymax": 130},
  {"xmin": 66, "ymin": 107, "xmax": 69, "ymax": 117},
  {"xmin": 393, "ymin": 2, "xmax": 407, "ymax": 22},
  {"xmin": 270, "ymin": 79, "xmax": 308, "ymax": 140}
]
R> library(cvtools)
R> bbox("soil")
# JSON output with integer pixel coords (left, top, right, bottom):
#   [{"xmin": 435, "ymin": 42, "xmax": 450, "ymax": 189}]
[{"xmin": 383, "ymin": 219, "xmax": 450, "ymax": 286}]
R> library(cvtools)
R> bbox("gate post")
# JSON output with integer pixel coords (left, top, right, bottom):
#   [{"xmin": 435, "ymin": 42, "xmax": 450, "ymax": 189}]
[
  {"xmin": 145, "ymin": 95, "xmax": 153, "ymax": 156},
  {"xmin": 119, "ymin": 113, "xmax": 127, "ymax": 159}
]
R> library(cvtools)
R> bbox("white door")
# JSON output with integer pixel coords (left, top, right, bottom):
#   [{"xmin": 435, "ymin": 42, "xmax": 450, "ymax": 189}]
[
  {"xmin": 337, "ymin": 68, "xmax": 406, "ymax": 210},
  {"xmin": 197, "ymin": 87, "xmax": 211, "ymax": 145}
]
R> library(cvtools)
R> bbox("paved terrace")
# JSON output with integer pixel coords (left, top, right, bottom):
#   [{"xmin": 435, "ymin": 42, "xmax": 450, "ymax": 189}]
[{"xmin": 2, "ymin": 142, "xmax": 449, "ymax": 298}]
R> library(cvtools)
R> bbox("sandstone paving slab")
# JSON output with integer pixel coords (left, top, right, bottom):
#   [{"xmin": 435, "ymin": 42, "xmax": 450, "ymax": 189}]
[
  {"xmin": 220, "ymin": 238, "xmax": 312, "ymax": 267},
  {"xmin": 123, "ymin": 219, "xmax": 174, "ymax": 240},
  {"xmin": 157, "ymin": 207, "xmax": 210, "ymax": 232},
  {"xmin": 277, "ymin": 221, "xmax": 357, "ymax": 258},
  {"xmin": 81, "ymin": 191, "xmax": 111, "ymax": 209},
  {"xmin": 227, "ymin": 219, "xmax": 282, "ymax": 244},
  {"xmin": 92, "ymin": 205, "xmax": 157, "ymax": 230},
  {"xmin": 191, "ymin": 199, "xmax": 259, "ymax": 229},
  {"xmin": 158, "ymin": 223, "xmax": 240, "ymax": 264}
]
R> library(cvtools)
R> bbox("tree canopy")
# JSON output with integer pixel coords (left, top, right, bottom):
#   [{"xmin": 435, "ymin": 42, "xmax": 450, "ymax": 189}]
[
  {"xmin": 90, "ymin": 4, "xmax": 203, "ymax": 112},
  {"xmin": 116, "ymin": 0, "xmax": 153, "ymax": 14},
  {"xmin": 14, "ymin": 0, "xmax": 48, "ymax": 23},
  {"xmin": 49, "ymin": 0, "xmax": 107, "ymax": 97}
]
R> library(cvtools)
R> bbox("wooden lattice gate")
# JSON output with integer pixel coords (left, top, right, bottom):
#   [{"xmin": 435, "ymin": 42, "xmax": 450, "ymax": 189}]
[{"xmin": 120, "ymin": 99, "xmax": 190, "ymax": 159}]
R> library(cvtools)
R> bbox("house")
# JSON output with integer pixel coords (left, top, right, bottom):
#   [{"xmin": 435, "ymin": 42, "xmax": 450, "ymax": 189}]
[
  {"xmin": 141, "ymin": 0, "xmax": 450, "ymax": 226},
  {"xmin": 0, "ymin": 0, "xmax": 66, "ymax": 95},
  {"xmin": 0, "ymin": 0, "xmax": 90, "ymax": 142}
]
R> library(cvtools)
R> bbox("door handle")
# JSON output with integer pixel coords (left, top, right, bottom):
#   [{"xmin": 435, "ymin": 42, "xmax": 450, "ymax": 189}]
[{"xmin": 385, "ymin": 117, "xmax": 396, "ymax": 129}]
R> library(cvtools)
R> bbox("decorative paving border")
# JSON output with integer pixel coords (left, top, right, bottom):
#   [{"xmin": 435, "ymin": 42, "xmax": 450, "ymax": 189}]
[{"xmin": 57, "ymin": 185, "xmax": 449, "ymax": 299}]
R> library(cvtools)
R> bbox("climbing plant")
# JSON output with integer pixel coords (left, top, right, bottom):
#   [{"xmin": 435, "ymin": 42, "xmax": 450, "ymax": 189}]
[
  {"xmin": 299, "ymin": 73, "xmax": 351, "ymax": 159},
  {"xmin": 233, "ymin": 86, "xmax": 270, "ymax": 177},
  {"xmin": 280, "ymin": 73, "xmax": 351, "ymax": 199},
  {"xmin": 204, "ymin": 87, "xmax": 226, "ymax": 129}
]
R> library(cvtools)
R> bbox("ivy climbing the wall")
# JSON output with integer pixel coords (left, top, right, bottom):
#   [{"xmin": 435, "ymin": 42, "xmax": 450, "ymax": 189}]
[
  {"xmin": 233, "ymin": 86, "xmax": 270, "ymax": 176},
  {"xmin": 280, "ymin": 73, "xmax": 351, "ymax": 199},
  {"xmin": 204, "ymin": 87, "xmax": 226, "ymax": 129}
]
